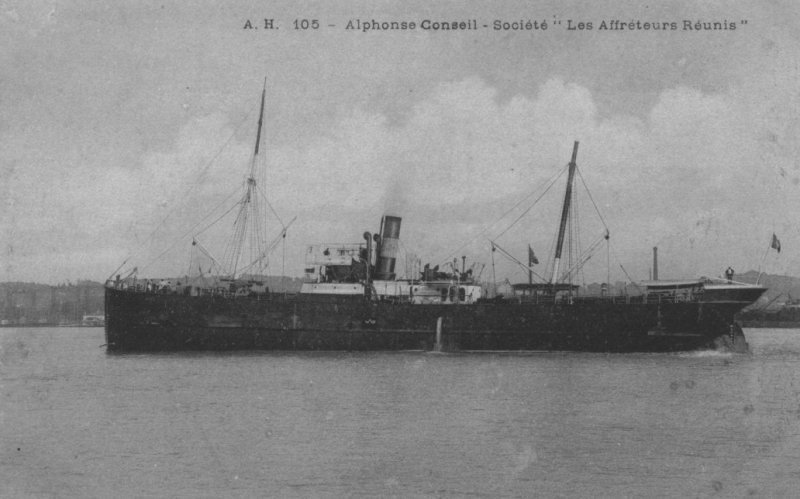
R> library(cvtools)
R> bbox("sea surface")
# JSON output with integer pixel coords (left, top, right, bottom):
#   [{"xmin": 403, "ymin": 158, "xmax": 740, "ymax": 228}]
[{"xmin": 2, "ymin": 328, "xmax": 800, "ymax": 498}]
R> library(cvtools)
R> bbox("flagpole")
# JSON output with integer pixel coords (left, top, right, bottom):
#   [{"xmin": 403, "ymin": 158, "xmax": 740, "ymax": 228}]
[
  {"xmin": 528, "ymin": 244, "xmax": 533, "ymax": 286},
  {"xmin": 491, "ymin": 243, "xmax": 497, "ymax": 298},
  {"xmin": 757, "ymin": 233, "xmax": 780, "ymax": 285},
  {"xmin": 757, "ymin": 243, "xmax": 769, "ymax": 285}
]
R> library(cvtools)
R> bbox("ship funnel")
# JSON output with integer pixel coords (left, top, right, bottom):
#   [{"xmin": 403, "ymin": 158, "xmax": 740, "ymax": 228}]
[{"xmin": 375, "ymin": 215, "xmax": 402, "ymax": 280}]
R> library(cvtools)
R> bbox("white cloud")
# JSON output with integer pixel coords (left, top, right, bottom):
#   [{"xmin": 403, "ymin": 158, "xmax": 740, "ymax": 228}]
[{"xmin": 3, "ymin": 50, "xmax": 799, "ymax": 284}]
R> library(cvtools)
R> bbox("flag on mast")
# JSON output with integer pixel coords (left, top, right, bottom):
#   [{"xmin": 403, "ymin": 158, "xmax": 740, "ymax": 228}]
[
  {"xmin": 771, "ymin": 233, "xmax": 781, "ymax": 253},
  {"xmin": 528, "ymin": 245, "xmax": 539, "ymax": 265}
]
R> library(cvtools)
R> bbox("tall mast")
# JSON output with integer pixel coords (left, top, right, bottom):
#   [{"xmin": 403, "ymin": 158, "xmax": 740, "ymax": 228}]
[
  {"xmin": 230, "ymin": 80, "xmax": 267, "ymax": 279},
  {"xmin": 253, "ymin": 78, "xmax": 266, "ymax": 157},
  {"xmin": 550, "ymin": 141, "xmax": 579, "ymax": 284}
]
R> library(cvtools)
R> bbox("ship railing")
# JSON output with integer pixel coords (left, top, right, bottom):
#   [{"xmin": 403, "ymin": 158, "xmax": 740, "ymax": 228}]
[
  {"xmin": 567, "ymin": 295, "xmax": 638, "ymax": 304},
  {"xmin": 106, "ymin": 279, "xmax": 280, "ymax": 300},
  {"xmin": 574, "ymin": 293, "xmax": 697, "ymax": 304},
  {"xmin": 643, "ymin": 292, "xmax": 699, "ymax": 304},
  {"xmin": 569, "ymin": 293, "xmax": 702, "ymax": 305}
]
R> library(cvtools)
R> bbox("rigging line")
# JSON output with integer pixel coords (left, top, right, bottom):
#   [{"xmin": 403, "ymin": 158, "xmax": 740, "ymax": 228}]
[
  {"xmin": 491, "ymin": 165, "xmax": 568, "ymax": 241},
  {"xmin": 573, "ymin": 185, "xmax": 583, "ymax": 286},
  {"xmin": 490, "ymin": 240, "xmax": 547, "ymax": 282},
  {"xmin": 191, "ymin": 186, "xmax": 243, "ymax": 230},
  {"xmin": 258, "ymin": 194, "xmax": 269, "ymax": 259},
  {"xmin": 751, "ymin": 292, "xmax": 783, "ymax": 312},
  {"xmin": 250, "ymin": 190, "xmax": 261, "ymax": 254},
  {"xmin": 187, "ymin": 244, "xmax": 194, "ymax": 276},
  {"xmin": 560, "ymin": 233, "xmax": 606, "ymax": 283},
  {"xmin": 254, "ymin": 182, "xmax": 286, "ymax": 228},
  {"xmin": 140, "ymin": 192, "xmax": 243, "ymax": 274},
  {"xmin": 607, "ymin": 232, "xmax": 611, "ymax": 289},
  {"xmin": 436, "ymin": 164, "xmax": 568, "ymax": 265},
  {"xmin": 106, "ymin": 259, "xmax": 128, "ymax": 282},
  {"xmin": 576, "ymin": 167, "xmax": 610, "ymax": 231},
  {"xmin": 122, "ymin": 123, "xmax": 250, "ymax": 274},
  {"xmin": 179, "ymin": 186, "xmax": 243, "ymax": 240},
  {"xmin": 136, "ymin": 109, "xmax": 255, "ymax": 254},
  {"xmin": 619, "ymin": 264, "xmax": 641, "ymax": 290},
  {"xmin": 603, "ymin": 238, "xmax": 635, "ymax": 285},
  {"xmin": 236, "ymin": 221, "xmax": 295, "ymax": 275},
  {"xmin": 247, "ymin": 195, "xmax": 259, "ymax": 265},
  {"xmin": 193, "ymin": 239, "xmax": 225, "ymax": 273},
  {"xmin": 231, "ymin": 200, "xmax": 252, "ymax": 277}
]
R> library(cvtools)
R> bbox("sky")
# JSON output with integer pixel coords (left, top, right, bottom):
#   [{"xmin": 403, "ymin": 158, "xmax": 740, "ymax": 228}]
[{"xmin": 2, "ymin": 0, "xmax": 799, "ymax": 285}]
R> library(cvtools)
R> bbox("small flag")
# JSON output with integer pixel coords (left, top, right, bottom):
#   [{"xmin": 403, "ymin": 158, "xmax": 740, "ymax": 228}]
[
  {"xmin": 528, "ymin": 245, "xmax": 539, "ymax": 265},
  {"xmin": 771, "ymin": 233, "xmax": 781, "ymax": 253}
]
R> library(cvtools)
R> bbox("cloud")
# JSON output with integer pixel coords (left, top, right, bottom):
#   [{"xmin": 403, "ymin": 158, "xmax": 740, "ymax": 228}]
[
  {"xmin": 250, "ymin": 72, "xmax": 798, "ymax": 283},
  {"xmin": 3, "ymin": 51, "xmax": 799, "ymax": 284}
]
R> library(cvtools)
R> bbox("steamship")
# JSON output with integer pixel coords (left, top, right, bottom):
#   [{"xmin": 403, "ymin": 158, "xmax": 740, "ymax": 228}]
[{"xmin": 104, "ymin": 85, "xmax": 766, "ymax": 352}]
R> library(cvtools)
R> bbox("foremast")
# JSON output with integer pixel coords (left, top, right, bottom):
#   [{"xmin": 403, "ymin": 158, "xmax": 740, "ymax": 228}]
[{"xmin": 228, "ymin": 79, "xmax": 268, "ymax": 279}]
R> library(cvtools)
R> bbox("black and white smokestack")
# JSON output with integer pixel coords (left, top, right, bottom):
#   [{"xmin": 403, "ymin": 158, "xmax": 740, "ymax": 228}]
[{"xmin": 374, "ymin": 215, "xmax": 402, "ymax": 280}]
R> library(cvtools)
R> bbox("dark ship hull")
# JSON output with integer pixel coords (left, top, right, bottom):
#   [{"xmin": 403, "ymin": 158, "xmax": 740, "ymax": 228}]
[{"xmin": 104, "ymin": 286, "xmax": 758, "ymax": 353}]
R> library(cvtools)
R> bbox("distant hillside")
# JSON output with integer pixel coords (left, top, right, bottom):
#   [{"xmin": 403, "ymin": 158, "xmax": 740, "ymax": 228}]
[{"xmin": 733, "ymin": 270, "xmax": 800, "ymax": 309}]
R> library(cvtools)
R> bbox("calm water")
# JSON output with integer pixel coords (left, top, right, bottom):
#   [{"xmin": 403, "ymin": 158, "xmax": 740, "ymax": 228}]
[{"xmin": 2, "ymin": 328, "xmax": 800, "ymax": 498}]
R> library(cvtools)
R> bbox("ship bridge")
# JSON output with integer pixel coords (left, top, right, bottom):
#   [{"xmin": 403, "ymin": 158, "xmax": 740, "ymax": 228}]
[{"xmin": 304, "ymin": 243, "xmax": 366, "ymax": 283}]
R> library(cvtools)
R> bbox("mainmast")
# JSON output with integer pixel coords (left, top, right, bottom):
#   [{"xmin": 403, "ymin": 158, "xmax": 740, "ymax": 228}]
[{"xmin": 550, "ymin": 141, "xmax": 579, "ymax": 284}]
